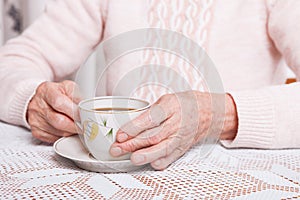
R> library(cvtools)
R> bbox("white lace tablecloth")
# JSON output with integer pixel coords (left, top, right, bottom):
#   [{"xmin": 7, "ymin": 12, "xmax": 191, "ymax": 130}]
[{"xmin": 0, "ymin": 122, "xmax": 299, "ymax": 200}]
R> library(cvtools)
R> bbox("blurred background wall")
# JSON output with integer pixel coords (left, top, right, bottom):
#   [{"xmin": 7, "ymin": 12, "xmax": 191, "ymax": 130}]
[
  {"xmin": 0, "ymin": 0, "xmax": 97, "ymax": 96},
  {"xmin": 0, "ymin": 0, "xmax": 46, "ymax": 44}
]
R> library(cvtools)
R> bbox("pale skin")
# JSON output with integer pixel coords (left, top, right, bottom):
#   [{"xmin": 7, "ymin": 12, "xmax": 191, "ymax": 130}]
[
  {"xmin": 27, "ymin": 81, "xmax": 81, "ymax": 143},
  {"xmin": 27, "ymin": 81, "xmax": 238, "ymax": 170},
  {"xmin": 109, "ymin": 91, "xmax": 238, "ymax": 170}
]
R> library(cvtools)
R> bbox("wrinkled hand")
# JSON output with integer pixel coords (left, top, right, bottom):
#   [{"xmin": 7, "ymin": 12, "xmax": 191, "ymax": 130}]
[
  {"xmin": 110, "ymin": 91, "xmax": 237, "ymax": 170},
  {"xmin": 27, "ymin": 80, "xmax": 81, "ymax": 143}
]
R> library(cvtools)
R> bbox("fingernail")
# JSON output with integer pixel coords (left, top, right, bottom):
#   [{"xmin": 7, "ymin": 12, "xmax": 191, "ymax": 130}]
[
  {"xmin": 132, "ymin": 154, "xmax": 145, "ymax": 164},
  {"xmin": 118, "ymin": 133, "xmax": 128, "ymax": 142},
  {"xmin": 110, "ymin": 147, "xmax": 122, "ymax": 156}
]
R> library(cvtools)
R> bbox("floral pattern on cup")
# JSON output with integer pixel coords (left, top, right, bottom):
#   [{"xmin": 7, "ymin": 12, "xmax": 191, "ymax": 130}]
[{"xmin": 83, "ymin": 119, "xmax": 113, "ymax": 143}]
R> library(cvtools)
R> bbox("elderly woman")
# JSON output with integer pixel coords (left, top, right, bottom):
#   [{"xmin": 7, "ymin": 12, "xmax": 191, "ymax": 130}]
[{"xmin": 0, "ymin": 0, "xmax": 299, "ymax": 170}]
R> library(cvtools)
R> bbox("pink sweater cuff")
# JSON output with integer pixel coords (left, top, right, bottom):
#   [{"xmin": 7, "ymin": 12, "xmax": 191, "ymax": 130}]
[
  {"xmin": 220, "ymin": 90, "xmax": 276, "ymax": 148},
  {"xmin": 8, "ymin": 80, "xmax": 45, "ymax": 129}
]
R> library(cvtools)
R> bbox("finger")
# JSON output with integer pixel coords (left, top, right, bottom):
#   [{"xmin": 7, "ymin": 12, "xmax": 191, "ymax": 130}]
[
  {"xmin": 62, "ymin": 80, "xmax": 82, "ymax": 121},
  {"xmin": 44, "ymin": 84, "xmax": 79, "ymax": 121},
  {"xmin": 62, "ymin": 80, "xmax": 83, "ymax": 104},
  {"xmin": 28, "ymin": 101, "xmax": 76, "ymax": 138},
  {"xmin": 42, "ymin": 123, "xmax": 76, "ymax": 137},
  {"xmin": 45, "ymin": 107, "xmax": 77, "ymax": 133},
  {"xmin": 62, "ymin": 80, "xmax": 83, "ymax": 121},
  {"xmin": 29, "ymin": 109, "xmax": 76, "ymax": 138},
  {"xmin": 32, "ymin": 118, "xmax": 76, "ymax": 138},
  {"xmin": 31, "ymin": 128, "xmax": 61, "ymax": 144},
  {"xmin": 150, "ymin": 148, "xmax": 185, "ymax": 170},
  {"xmin": 111, "ymin": 120, "xmax": 174, "ymax": 156},
  {"xmin": 117, "ymin": 103, "xmax": 170, "ymax": 142},
  {"xmin": 129, "ymin": 137, "xmax": 181, "ymax": 166}
]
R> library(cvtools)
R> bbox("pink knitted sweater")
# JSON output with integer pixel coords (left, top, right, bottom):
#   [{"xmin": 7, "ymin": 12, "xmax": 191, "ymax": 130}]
[{"xmin": 0, "ymin": 0, "xmax": 300, "ymax": 149}]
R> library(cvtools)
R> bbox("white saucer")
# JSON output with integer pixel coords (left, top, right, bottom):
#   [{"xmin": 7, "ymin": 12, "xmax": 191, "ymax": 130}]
[{"xmin": 53, "ymin": 135, "xmax": 145, "ymax": 173}]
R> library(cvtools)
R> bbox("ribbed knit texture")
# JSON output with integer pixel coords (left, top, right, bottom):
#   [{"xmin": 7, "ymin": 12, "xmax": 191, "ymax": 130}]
[
  {"xmin": 8, "ymin": 79, "xmax": 45, "ymax": 129},
  {"xmin": 222, "ymin": 90, "xmax": 276, "ymax": 148}
]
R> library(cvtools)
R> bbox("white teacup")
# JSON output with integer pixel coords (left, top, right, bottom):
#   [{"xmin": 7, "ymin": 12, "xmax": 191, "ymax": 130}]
[{"xmin": 78, "ymin": 96, "xmax": 150, "ymax": 161}]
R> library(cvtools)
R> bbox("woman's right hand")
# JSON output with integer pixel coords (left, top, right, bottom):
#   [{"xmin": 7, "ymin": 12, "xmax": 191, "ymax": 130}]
[{"xmin": 27, "ymin": 80, "xmax": 81, "ymax": 143}]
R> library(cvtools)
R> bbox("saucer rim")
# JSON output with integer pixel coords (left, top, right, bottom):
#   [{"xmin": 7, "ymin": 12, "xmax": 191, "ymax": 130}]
[{"xmin": 53, "ymin": 135, "xmax": 132, "ymax": 164}]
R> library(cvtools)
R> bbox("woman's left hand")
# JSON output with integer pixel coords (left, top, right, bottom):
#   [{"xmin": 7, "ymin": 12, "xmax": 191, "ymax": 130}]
[{"xmin": 109, "ymin": 91, "xmax": 238, "ymax": 170}]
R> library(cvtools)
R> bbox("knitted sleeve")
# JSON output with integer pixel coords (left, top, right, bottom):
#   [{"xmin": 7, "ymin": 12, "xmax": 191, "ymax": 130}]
[
  {"xmin": 221, "ymin": 0, "xmax": 300, "ymax": 149},
  {"xmin": 0, "ymin": 0, "xmax": 106, "ymax": 128}
]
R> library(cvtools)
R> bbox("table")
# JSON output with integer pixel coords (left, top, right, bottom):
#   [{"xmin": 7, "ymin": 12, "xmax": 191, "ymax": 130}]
[{"xmin": 0, "ymin": 122, "xmax": 299, "ymax": 199}]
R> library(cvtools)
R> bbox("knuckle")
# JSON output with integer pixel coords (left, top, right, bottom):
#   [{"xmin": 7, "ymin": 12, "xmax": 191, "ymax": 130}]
[
  {"xmin": 148, "ymin": 133, "xmax": 162, "ymax": 145},
  {"xmin": 52, "ymin": 96, "xmax": 65, "ymax": 110},
  {"xmin": 27, "ymin": 99, "xmax": 38, "ymax": 111},
  {"xmin": 124, "ymin": 141, "xmax": 138, "ymax": 152},
  {"xmin": 63, "ymin": 80, "xmax": 76, "ymax": 88},
  {"xmin": 47, "ymin": 112, "xmax": 67, "ymax": 130},
  {"xmin": 43, "ymin": 81, "xmax": 51, "ymax": 87},
  {"xmin": 62, "ymin": 80, "xmax": 73, "ymax": 85},
  {"xmin": 37, "ymin": 81, "xmax": 48, "ymax": 92},
  {"xmin": 53, "ymin": 115, "xmax": 67, "ymax": 129},
  {"xmin": 62, "ymin": 80, "xmax": 77, "ymax": 91},
  {"xmin": 38, "ymin": 81, "xmax": 53, "ymax": 96}
]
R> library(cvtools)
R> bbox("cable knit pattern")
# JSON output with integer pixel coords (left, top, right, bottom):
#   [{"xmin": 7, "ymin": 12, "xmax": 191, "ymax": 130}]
[{"xmin": 134, "ymin": 0, "xmax": 214, "ymax": 103}]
